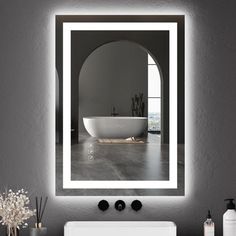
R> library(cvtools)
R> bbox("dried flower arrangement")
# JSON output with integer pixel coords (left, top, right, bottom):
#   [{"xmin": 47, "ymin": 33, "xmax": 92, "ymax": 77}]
[{"xmin": 0, "ymin": 189, "xmax": 35, "ymax": 236}]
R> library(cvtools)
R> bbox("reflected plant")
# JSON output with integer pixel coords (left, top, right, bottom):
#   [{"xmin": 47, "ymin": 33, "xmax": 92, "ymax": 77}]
[{"xmin": 131, "ymin": 93, "xmax": 145, "ymax": 117}]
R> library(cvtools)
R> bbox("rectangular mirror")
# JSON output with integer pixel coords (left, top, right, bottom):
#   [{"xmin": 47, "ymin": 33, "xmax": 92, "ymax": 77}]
[{"xmin": 56, "ymin": 15, "xmax": 185, "ymax": 196}]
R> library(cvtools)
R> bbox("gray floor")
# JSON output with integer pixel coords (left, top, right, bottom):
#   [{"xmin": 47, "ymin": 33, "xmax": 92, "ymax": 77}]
[
  {"xmin": 56, "ymin": 133, "xmax": 184, "ymax": 195},
  {"xmin": 71, "ymin": 133, "xmax": 169, "ymax": 180}
]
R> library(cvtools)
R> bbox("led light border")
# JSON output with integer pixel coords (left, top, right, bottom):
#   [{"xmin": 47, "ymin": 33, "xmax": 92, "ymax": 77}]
[{"xmin": 63, "ymin": 22, "xmax": 177, "ymax": 189}]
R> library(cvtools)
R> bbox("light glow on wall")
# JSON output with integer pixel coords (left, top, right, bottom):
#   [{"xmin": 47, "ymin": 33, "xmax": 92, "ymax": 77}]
[{"xmin": 48, "ymin": 11, "xmax": 193, "ymax": 202}]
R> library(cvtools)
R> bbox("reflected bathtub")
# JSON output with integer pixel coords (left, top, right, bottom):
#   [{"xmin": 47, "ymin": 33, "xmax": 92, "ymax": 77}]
[{"xmin": 83, "ymin": 116, "xmax": 147, "ymax": 139}]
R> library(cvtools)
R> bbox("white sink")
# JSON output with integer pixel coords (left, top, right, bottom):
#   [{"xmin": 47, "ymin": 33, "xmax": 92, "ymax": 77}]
[{"xmin": 64, "ymin": 221, "xmax": 176, "ymax": 236}]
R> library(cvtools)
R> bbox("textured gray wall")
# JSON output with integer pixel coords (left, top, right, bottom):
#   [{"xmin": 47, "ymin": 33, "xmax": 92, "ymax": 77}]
[
  {"xmin": 0, "ymin": 0, "xmax": 235, "ymax": 236},
  {"xmin": 79, "ymin": 41, "xmax": 148, "ymax": 133}
]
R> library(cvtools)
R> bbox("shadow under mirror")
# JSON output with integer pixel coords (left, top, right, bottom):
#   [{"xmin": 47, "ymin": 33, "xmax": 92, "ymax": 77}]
[{"xmin": 56, "ymin": 15, "xmax": 185, "ymax": 196}]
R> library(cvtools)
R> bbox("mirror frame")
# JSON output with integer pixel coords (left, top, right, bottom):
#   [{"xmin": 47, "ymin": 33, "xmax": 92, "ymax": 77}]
[{"xmin": 56, "ymin": 15, "xmax": 185, "ymax": 196}]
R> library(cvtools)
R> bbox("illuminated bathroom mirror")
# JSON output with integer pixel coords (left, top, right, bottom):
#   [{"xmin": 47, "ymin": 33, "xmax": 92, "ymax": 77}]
[{"xmin": 56, "ymin": 15, "xmax": 185, "ymax": 195}]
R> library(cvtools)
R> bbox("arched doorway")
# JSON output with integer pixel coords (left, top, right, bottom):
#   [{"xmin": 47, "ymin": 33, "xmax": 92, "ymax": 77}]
[
  {"xmin": 78, "ymin": 40, "xmax": 163, "ymax": 142},
  {"xmin": 147, "ymin": 54, "xmax": 161, "ymax": 134}
]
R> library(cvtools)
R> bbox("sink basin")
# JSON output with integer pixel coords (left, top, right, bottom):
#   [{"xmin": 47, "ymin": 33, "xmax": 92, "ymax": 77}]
[{"xmin": 64, "ymin": 221, "xmax": 176, "ymax": 236}]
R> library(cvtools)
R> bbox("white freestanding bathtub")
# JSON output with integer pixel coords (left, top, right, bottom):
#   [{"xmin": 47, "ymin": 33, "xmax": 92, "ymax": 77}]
[
  {"xmin": 83, "ymin": 116, "xmax": 148, "ymax": 139},
  {"xmin": 64, "ymin": 221, "xmax": 176, "ymax": 236}
]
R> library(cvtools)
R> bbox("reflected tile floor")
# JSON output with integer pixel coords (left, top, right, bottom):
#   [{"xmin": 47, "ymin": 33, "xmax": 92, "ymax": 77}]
[{"xmin": 70, "ymin": 133, "xmax": 170, "ymax": 181}]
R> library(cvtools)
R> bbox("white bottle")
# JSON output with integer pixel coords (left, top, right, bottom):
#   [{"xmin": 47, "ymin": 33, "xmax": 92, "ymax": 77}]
[
  {"xmin": 223, "ymin": 199, "xmax": 236, "ymax": 236},
  {"xmin": 204, "ymin": 210, "xmax": 215, "ymax": 236}
]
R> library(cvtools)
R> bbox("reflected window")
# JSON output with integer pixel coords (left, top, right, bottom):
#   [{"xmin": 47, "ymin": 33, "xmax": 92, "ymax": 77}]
[{"xmin": 148, "ymin": 54, "xmax": 161, "ymax": 132}]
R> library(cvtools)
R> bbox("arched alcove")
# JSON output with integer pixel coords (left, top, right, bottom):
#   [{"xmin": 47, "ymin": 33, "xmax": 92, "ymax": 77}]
[
  {"xmin": 78, "ymin": 40, "xmax": 164, "ymax": 142},
  {"xmin": 69, "ymin": 30, "xmax": 170, "ymax": 145}
]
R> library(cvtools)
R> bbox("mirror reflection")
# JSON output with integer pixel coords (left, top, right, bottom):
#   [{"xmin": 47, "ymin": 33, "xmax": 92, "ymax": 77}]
[{"xmin": 69, "ymin": 41, "xmax": 170, "ymax": 181}]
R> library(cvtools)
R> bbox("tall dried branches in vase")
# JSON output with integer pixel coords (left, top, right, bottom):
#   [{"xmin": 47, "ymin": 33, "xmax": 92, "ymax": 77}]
[
  {"xmin": 0, "ymin": 189, "xmax": 35, "ymax": 236},
  {"xmin": 131, "ymin": 93, "xmax": 145, "ymax": 117}
]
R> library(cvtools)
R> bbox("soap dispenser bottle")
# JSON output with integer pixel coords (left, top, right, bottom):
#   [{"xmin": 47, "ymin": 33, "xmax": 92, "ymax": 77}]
[
  {"xmin": 204, "ymin": 210, "xmax": 215, "ymax": 236},
  {"xmin": 223, "ymin": 199, "xmax": 236, "ymax": 236}
]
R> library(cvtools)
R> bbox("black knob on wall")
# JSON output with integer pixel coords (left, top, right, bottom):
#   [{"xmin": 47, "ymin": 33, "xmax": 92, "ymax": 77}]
[
  {"xmin": 98, "ymin": 200, "xmax": 109, "ymax": 211},
  {"xmin": 131, "ymin": 200, "xmax": 142, "ymax": 211},
  {"xmin": 115, "ymin": 200, "xmax": 126, "ymax": 211}
]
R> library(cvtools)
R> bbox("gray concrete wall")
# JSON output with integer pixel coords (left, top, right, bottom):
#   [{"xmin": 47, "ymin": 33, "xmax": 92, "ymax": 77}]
[
  {"xmin": 0, "ymin": 0, "xmax": 235, "ymax": 236},
  {"xmin": 78, "ymin": 41, "xmax": 148, "ymax": 133}
]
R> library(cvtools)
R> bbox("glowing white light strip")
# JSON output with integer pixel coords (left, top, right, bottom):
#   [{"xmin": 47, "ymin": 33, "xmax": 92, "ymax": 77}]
[
  {"xmin": 169, "ymin": 24, "xmax": 178, "ymax": 185},
  {"xmin": 63, "ymin": 25, "xmax": 72, "ymax": 184},
  {"xmin": 63, "ymin": 22, "xmax": 177, "ymax": 189}
]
